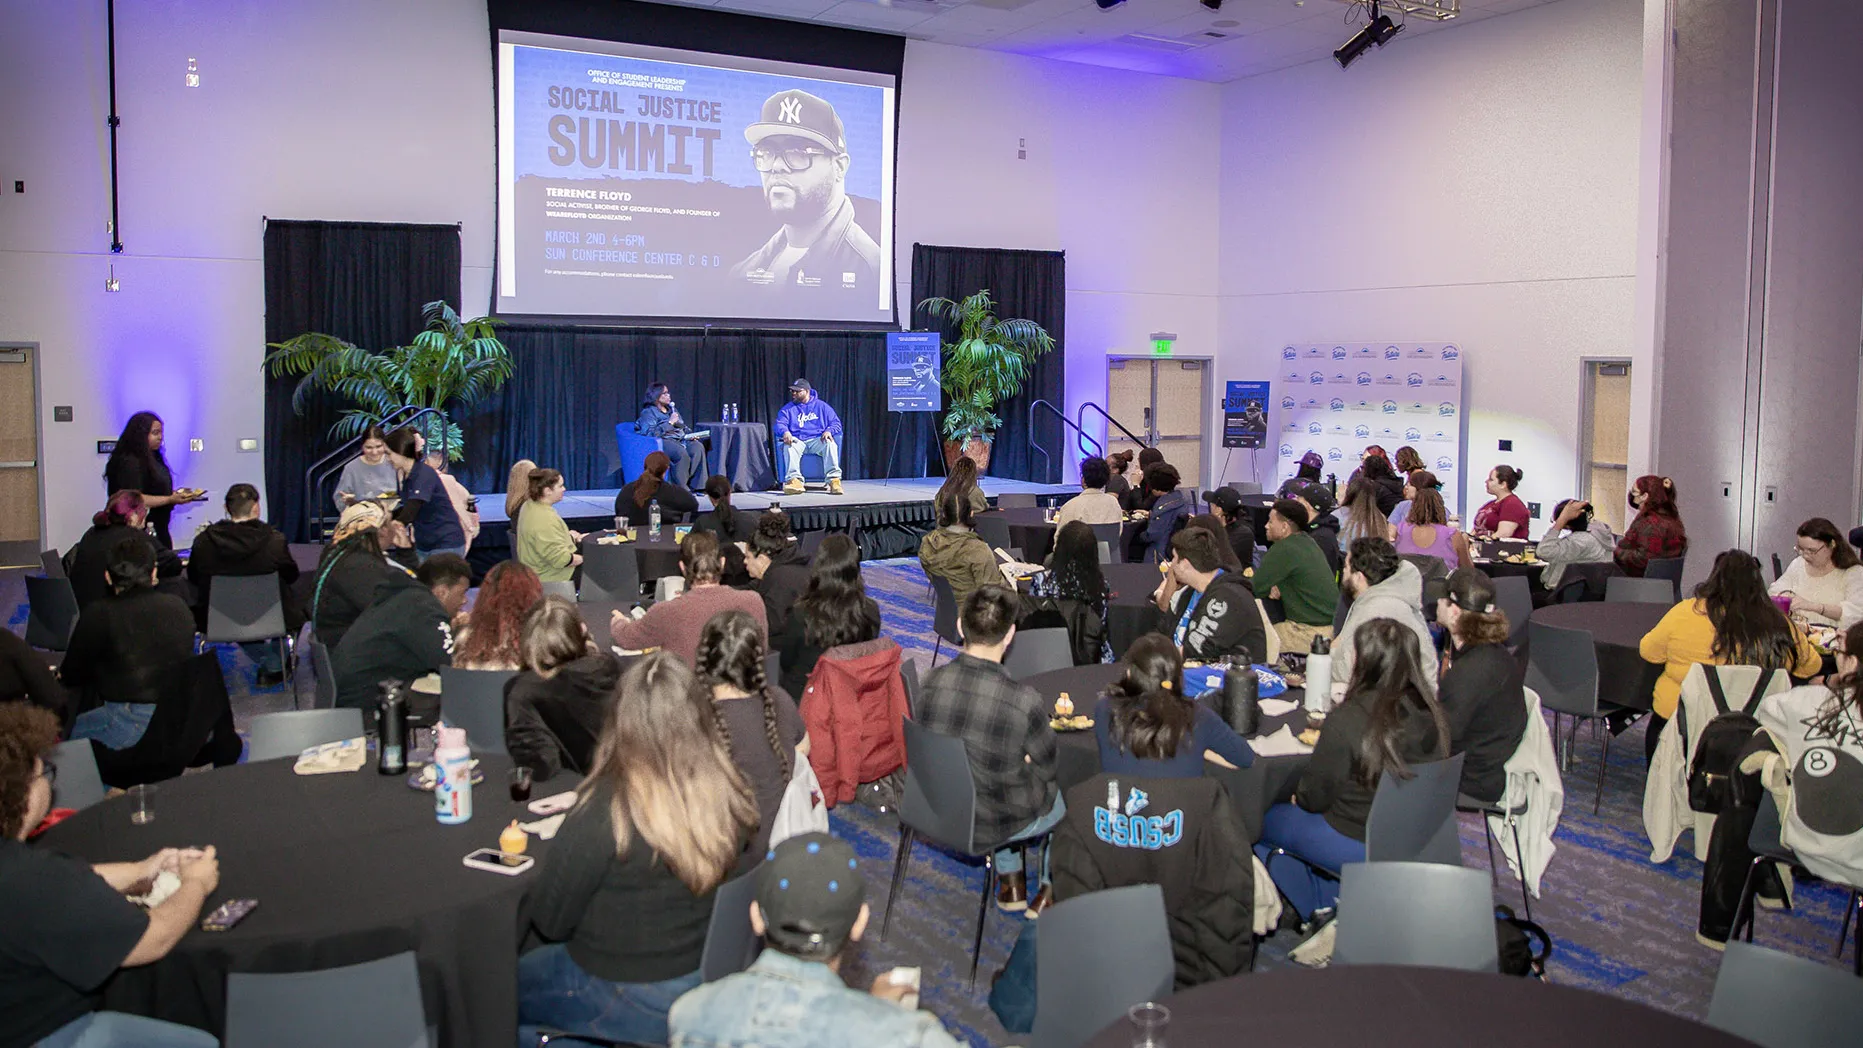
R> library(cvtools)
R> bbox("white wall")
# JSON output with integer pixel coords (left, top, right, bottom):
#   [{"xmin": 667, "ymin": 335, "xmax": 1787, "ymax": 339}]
[
  {"xmin": 896, "ymin": 42, "xmax": 1222, "ymax": 477},
  {"xmin": 0, "ymin": 0, "xmax": 497, "ymax": 547},
  {"xmin": 1217, "ymin": 0, "xmax": 1646, "ymax": 532}
]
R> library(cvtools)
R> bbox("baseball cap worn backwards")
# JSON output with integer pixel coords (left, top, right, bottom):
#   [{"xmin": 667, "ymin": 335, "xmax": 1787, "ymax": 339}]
[{"xmin": 756, "ymin": 832, "xmax": 866, "ymax": 959}]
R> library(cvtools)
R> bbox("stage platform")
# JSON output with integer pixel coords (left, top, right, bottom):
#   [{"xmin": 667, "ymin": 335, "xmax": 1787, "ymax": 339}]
[{"xmin": 472, "ymin": 476, "xmax": 1076, "ymax": 561}]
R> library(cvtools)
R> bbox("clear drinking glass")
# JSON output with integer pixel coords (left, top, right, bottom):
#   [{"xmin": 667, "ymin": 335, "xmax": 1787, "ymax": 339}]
[
  {"xmin": 614, "ymin": 515, "xmax": 625, "ymax": 535},
  {"xmin": 128, "ymin": 783, "xmax": 156, "ymax": 825},
  {"xmin": 1128, "ymin": 1002, "xmax": 1170, "ymax": 1047}
]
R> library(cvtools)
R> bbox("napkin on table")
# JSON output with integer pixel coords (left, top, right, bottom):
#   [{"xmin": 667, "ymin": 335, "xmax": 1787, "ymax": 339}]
[{"xmin": 293, "ymin": 737, "xmax": 367, "ymax": 775}]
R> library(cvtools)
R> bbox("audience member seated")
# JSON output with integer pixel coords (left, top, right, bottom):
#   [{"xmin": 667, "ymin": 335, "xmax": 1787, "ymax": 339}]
[
  {"xmin": 743, "ymin": 512, "xmax": 810, "ymax": 634},
  {"xmin": 667, "ymin": 832, "xmax": 964, "ymax": 1048},
  {"xmin": 383, "ymin": 427, "xmax": 468, "ymax": 562},
  {"xmin": 1102, "ymin": 449, "xmax": 1136, "ymax": 500},
  {"xmin": 1200, "ymin": 487, "xmax": 1256, "ymax": 569},
  {"xmin": 331, "ymin": 425, "xmax": 399, "ymax": 511},
  {"xmin": 102, "ymin": 411, "xmax": 204, "ymax": 550},
  {"xmin": 186, "ymin": 483, "xmax": 301, "ymax": 687},
  {"xmin": 0, "ymin": 703, "xmax": 221, "ymax": 1048},
  {"xmin": 609, "ymin": 531, "xmax": 767, "ymax": 665},
  {"xmin": 918, "ymin": 489, "xmax": 1000, "ymax": 608},
  {"xmin": 1354, "ymin": 449, "xmax": 1405, "ymax": 517},
  {"xmin": 453, "ymin": 561, "xmax": 542, "ymax": 671},
  {"xmin": 520, "ymin": 652, "xmax": 758, "ymax": 1047},
  {"xmin": 938, "ymin": 456, "xmax": 990, "ymax": 517},
  {"xmin": 1392, "ymin": 445, "xmax": 1427, "ymax": 485},
  {"xmin": 505, "ymin": 596, "xmax": 618, "ymax": 783},
  {"xmin": 1027, "ymin": 521, "xmax": 1111, "ymax": 664},
  {"xmin": 1253, "ymin": 500, "xmax": 1339, "ymax": 657},
  {"xmin": 425, "ymin": 449, "xmax": 480, "ymax": 554},
  {"xmin": 1471, "ymin": 464, "xmax": 1530, "ymax": 540},
  {"xmin": 0, "ymin": 630, "xmax": 64, "ymax": 721},
  {"xmin": 66, "ymin": 491, "xmax": 183, "ymax": 610},
  {"xmin": 1616, "ymin": 474, "xmax": 1687, "ymax": 577},
  {"xmin": 1335, "ymin": 479, "xmax": 1386, "ymax": 547},
  {"xmin": 1152, "ymin": 528, "xmax": 1266, "ymax": 666},
  {"xmin": 1332, "ymin": 538, "xmax": 1438, "ymax": 694},
  {"xmin": 515, "ymin": 467, "xmax": 584, "ymax": 583},
  {"xmin": 1277, "ymin": 450, "xmax": 1325, "ymax": 499},
  {"xmin": 309, "ymin": 502, "xmax": 413, "ymax": 652},
  {"xmin": 333, "ymin": 553, "xmax": 472, "ymax": 712},
  {"xmin": 915, "ymin": 585, "xmax": 1063, "ymax": 914},
  {"xmin": 1769, "ymin": 516, "xmax": 1862, "ymax": 629},
  {"xmin": 1639, "ymin": 550, "xmax": 1820, "ymax": 762},
  {"xmin": 695, "ymin": 475, "xmax": 758, "ymax": 585},
  {"xmin": 1384, "ymin": 467, "xmax": 1436, "ymax": 527},
  {"xmin": 1254, "ymin": 619, "xmax": 1450, "ymax": 923},
  {"xmin": 1131, "ymin": 464, "xmax": 1193, "ymax": 564},
  {"xmin": 1697, "ymin": 621, "xmax": 1863, "ymax": 946},
  {"xmin": 64, "ymin": 540, "xmax": 197, "ymax": 751},
  {"xmin": 505, "ymin": 458, "xmax": 538, "ymax": 520},
  {"xmin": 1184, "ymin": 514, "xmax": 1243, "ymax": 573},
  {"xmin": 1054, "ymin": 456, "xmax": 1123, "ymax": 527},
  {"xmin": 1121, "ymin": 448, "xmax": 1167, "ymax": 514},
  {"xmin": 1435, "ymin": 569, "xmax": 1528, "ymax": 804},
  {"xmin": 773, "ymin": 535, "xmax": 881, "ymax": 700},
  {"xmin": 1392, "ymin": 480, "xmax": 1459, "ymax": 567},
  {"xmin": 1284, "ymin": 479, "xmax": 1341, "ymax": 574},
  {"xmin": 1094, "ymin": 634, "xmax": 1254, "ymax": 778},
  {"xmin": 1535, "ymin": 498, "xmax": 1617, "ymax": 596},
  {"xmin": 615, "ymin": 450, "xmax": 699, "ymax": 527},
  {"xmin": 696, "ymin": 609, "xmax": 808, "ymax": 859}
]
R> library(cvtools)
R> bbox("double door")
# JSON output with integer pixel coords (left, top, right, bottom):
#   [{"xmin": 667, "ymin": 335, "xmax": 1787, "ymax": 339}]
[{"xmin": 1106, "ymin": 356, "xmax": 1209, "ymax": 490}]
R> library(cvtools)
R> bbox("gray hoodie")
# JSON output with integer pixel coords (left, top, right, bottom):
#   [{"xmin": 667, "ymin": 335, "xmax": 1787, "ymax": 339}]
[
  {"xmin": 1332, "ymin": 559, "xmax": 1439, "ymax": 692},
  {"xmin": 1534, "ymin": 520, "xmax": 1617, "ymax": 589}
]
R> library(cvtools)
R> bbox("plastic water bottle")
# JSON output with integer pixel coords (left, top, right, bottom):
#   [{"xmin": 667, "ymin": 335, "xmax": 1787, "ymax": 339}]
[
  {"xmin": 729, "ymin": 403, "xmax": 738, "ymax": 423},
  {"xmin": 433, "ymin": 725, "xmax": 473, "ymax": 825},
  {"xmin": 648, "ymin": 502, "xmax": 662, "ymax": 540}
]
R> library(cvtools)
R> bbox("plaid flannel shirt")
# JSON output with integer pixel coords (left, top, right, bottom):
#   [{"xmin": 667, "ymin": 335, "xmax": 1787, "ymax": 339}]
[{"xmin": 914, "ymin": 654, "xmax": 1059, "ymax": 848}]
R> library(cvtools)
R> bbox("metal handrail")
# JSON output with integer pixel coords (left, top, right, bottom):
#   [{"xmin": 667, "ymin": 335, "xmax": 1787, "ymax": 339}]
[
  {"xmin": 1028, "ymin": 399, "xmax": 1103, "ymax": 480},
  {"xmin": 302, "ymin": 405, "xmax": 444, "ymax": 539},
  {"xmin": 1075, "ymin": 401, "xmax": 1150, "ymax": 450}
]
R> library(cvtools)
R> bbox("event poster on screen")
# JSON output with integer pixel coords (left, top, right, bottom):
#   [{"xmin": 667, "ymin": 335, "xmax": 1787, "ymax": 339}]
[{"xmin": 496, "ymin": 31, "xmax": 896, "ymax": 324}]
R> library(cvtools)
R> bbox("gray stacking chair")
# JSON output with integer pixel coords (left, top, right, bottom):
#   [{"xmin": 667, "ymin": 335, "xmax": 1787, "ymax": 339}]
[
  {"xmin": 1489, "ymin": 574, "xmax": 1533, "ymax": 649},
  {"xmin": 247, "ymin": 708, "xmax": 365, "ymax": 763},
  {"xmin": 39, "ymin": 547, "xmax": 65, "ymax": 578},
  {"xmin": 974, "ymin": 514, "xmax": 1017, "ymax": 558},
  {"xmin": 47, "ymin": 738, "xmax": 107, "ymax": 812},
  {"xmin": 1334, "ymin": 862, "xmax": 1499, "ymax": 971},
  {"xmin": 202, "ymin": 573, "xmax": 293, "ymax": 686},
  {"xmin": 901, "ymin": 658, "xmax": 920, "ymax": 715},
  {"xmin": 1644, "ymin": 556, "xmax": 1686, "ymax": 602},
  {"xmin": 1524, "ymin": 620, "xmax": 1622, "ymax": 813},
  {"xmin": 1003, "ymin": 627, "xmax": 1074, "ymax": 680},
  {"xmin": 700, "ymin": 871, "xmax": 762, "ymax": 983},
  {"xmin": 1030, "ymin": 885, "xmax": 1176, "ymax": 1048},
  {"xmin": 1090, "ymin": 522, "xmax": 1124, "ymax": 564},
  {"xmin": 224, "ymin": 951, "xmax": 429, "ymax": 1048},
  {"xmin": 1706, "ymin": 941, "xmax": 1863, "ymax": 1048},
  {"xmin": 539, "ymin": 579, "xmax": 577, "ymax": 601},
  {"xmin": 439, "ymin": 667, "xmax": 518, "ymax": 754},
  {"xmin": 578, "ymin": 542, "xmax": 643, "ymax": 605},
  {"xmin": 24, "ymin": 574, "xmax": 80, "ymax": 651},
  {"xmin": 309, "ymin": 640, "xmax": 338, "ymax": 710},
  {"xmin": 929, "ymin": 574, "xmax": 963, "ymax": 664},
  {"xmin": 1364, "ymin": 752, "xmax": 1467, "ymax": 866}
]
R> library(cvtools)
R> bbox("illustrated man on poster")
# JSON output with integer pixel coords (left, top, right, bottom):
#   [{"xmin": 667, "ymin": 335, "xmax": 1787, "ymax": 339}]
[{"xmin": 732, "ymin": 89, "xmax": 881, "ymax": 293}]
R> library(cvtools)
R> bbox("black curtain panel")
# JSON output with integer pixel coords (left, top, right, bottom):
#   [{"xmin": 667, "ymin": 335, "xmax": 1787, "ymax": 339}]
[
  {"xmin": 262, "ymin": 220, "xmax": 462, "ymax": 541},
  {"xmin": 909, "ymin": 244, "xmax": 1067, "ymax": 483}
]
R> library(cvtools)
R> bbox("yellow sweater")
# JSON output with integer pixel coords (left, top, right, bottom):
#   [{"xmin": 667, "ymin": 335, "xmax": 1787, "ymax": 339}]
[
  {"xmin": 516, "ymin": 500, "xmax": 578, "ymax": 582},
  {"xmin": 1638, "ymin": 599, "xmax": 1820, "ymax": 718}
]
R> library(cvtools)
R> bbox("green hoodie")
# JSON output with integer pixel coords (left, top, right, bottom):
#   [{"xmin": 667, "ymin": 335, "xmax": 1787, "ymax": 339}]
[{"xmin": 919, "ymin": 527, "xmax": 1002, "ymax": 606}]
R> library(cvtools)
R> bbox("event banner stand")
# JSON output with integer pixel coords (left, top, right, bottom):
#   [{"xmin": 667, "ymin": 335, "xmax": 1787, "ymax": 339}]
[{"xmin": 880, "ymin": 331, "xmax": 940, "ymax": 483}]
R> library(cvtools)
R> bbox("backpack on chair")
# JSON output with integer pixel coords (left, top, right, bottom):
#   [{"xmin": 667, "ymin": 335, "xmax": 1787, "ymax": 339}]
[{"xmin": 1680, "ymin": 668, "xmax": 1774, "ymax": 815}]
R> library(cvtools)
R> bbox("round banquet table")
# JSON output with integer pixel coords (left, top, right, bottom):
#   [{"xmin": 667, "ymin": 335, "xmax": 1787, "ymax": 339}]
[
  {"xmin": 1080, "ymin": 966, "xmax": 1760, "ymax": 1048},
  {"xmin": 998, "ymin": 506, "xmax": 1059, "ymax": 565},
  {"xmin": 700, "ymin": 420, "xmax": 776, "ymax": 492},
  {"xmin": 593, "ymin": 528, "xmax": 688, "ymax": 584},
  {"xmin": 1023, "ymin": 664, "xmax": 1311, "ymax": 844},
  {"xmin": 1527, "ymin": 601, "xmax": 1670, "ymax": 711},
  {"xmin": 1476, "ymin": 557, "xmax": 1547, "ymax": 581},
  {"xmin": 41, "ymin": 754, "xmax": 555, "ymax": 1047}
]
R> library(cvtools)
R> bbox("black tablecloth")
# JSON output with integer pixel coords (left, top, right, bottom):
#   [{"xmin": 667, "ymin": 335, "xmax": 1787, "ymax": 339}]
[
  {"xmin": 40, "ymin": 755, "xmax": 552, "ymax": 1047},
  {"xmin": 1477, "ymin": 558, "xmax": 1547, "ymax": 581},
  {"xmin": 1239, "ymin": 493, "xmax": 1276, "ymax": 540},
  {"xmin": 1080, "ymin": 966, "xmax": 1759, "ymax": 1048},
  {"xmin": 998, "ymin": 507, "xmax": 1059, "ymax": 565},
  {"xmin": 1023, "ymin": 664, "xmax": 1310, "ymax": 844},
  {"xmin": 1528, "ymin": 601, "xmax": 1669, "ymax": 711},
  {"xmin": 701, "ymin": 422, "xmax": 776, "ymax": 492}
]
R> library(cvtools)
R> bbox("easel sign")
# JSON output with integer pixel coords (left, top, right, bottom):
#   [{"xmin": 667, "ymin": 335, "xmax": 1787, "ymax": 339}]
[{"xmin": 887, "ymin": 332, "xmax": 942, "ymax": 412}]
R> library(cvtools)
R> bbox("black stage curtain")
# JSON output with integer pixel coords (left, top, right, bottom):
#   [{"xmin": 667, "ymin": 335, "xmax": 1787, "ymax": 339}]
[
  {"xmin": 262, "ymin": 221, "xmax": 461, "ymax": 541},
  {"xmin": 909, "ymin": 244, "xmax": 1067, "ymax": 484}
]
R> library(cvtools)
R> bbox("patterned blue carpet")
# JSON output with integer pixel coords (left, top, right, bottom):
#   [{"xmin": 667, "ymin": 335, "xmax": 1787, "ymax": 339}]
[{"xmin": 8, "ymin": 561, "xmax": 1857, "ymax": 1046}]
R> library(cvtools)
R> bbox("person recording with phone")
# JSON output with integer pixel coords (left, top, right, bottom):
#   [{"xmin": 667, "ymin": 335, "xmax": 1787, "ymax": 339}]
[
  {"xmin": 0, "ymin": 702, "xmax": 221, "ymax": 1048},
  {"xmin": 636, "ymin": 383, "xmax": 706, "ymax": 490}
]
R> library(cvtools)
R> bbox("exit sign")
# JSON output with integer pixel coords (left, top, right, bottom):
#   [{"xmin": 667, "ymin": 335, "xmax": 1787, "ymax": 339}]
[{"xmin": 1152, "ymin": 339, "xmax": 1173, "ymax": 355}]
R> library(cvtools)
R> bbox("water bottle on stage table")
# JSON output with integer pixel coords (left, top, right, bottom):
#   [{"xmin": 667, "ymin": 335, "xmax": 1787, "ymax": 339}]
[{"xmin": 649, "ymin": 502, "xmax": 662, "ymax": 540}]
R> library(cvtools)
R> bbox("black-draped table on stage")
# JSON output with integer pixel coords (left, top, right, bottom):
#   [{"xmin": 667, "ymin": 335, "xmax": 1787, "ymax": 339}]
[
  {"xmin": 1527, "ymin": 601, "xmax": 1668, "ymax": 710},
  {"xmin": 1023, "ymin": 664, "xmax": 1310, "ymax": 843},
  {"xmin": 41, "ymin": 755, "xmax": 553, "ymax": 1047},
  {"xmin": 1080, "ymin": 967, "xmax": 1758, "ymax": 1048},
  {"xmin": 702, "ymin": 421, "xmax": 776, "ymax": 492}
]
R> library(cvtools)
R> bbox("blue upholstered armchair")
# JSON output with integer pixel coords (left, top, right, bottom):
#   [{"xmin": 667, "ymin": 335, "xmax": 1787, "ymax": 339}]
[
  {"xmin": 771, "ymin": 432, "xmax": 828, "ymax": 486},
  {"xmin": 614, "ymin": 424, "xmax": 660, "ymax": 485}
]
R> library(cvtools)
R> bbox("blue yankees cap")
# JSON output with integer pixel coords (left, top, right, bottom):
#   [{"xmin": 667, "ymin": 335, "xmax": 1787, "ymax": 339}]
[{"xmin": 744, "ymin": 90, "xmax": 846, "ymax": 153}]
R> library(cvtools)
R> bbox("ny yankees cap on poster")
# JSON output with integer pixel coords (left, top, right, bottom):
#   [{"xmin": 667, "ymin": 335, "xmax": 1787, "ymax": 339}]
[
  {"xmin": 788, "ymin": 378, "xmax": 812, "ymax": 393},
  {"xmin": 756, "ymin": 833, "xmax": 866, "ymax": 958},
  {"xmin": 744, "ymin": 90, "xmax": 847, "ymax": 153}
]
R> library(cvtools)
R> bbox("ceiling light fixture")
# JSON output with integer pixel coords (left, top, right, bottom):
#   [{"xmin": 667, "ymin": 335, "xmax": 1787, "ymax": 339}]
[
  {"xmin": 1200, "ymin": 0, "xmax": 1222, "ymax": 10},
  {"xmin": 1334, "ymin": 0, "xmax": 1403, "ymax": 69}
]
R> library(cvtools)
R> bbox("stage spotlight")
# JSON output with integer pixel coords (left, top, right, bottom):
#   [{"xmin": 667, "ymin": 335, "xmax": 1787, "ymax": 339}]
[
  {"xmin": 1334, "ymin": 25, "xmax": 1375, "ymax": 68},
  {"xmin": 1200, "ymin": 0, "xmax": 1222, "ymax": 10},
  {"xmin": 1095, "ymin": 0, "xmax": 1124, "ymax": 8},
  {"xmin": 1368, "ymin": 14, "xmax": 1403, "ymax": 45}
]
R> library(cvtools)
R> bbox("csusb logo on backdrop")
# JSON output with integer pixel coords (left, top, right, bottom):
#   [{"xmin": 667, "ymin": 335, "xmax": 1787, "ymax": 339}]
[
  {"xmin": 1281, "ymin": 396, "xmax": 1297, "ymax": 410},
  {"xmin": 1094, "ymin": 785, "xmax": 1183, "ymax": 851},
  {"xmin": 1356, "ymin": 372, "xmax": 1372, "ymax": 386},
  {"xmin": 1282, "ymin": 346, "xmax": 1299, "ymax": 360},
  {"xmin": 1307, "ymin": 422, "xmax": 1323, "ymax": 435},
  {"xmin": 1405, "ymin": 428, "xmax": 1422, "ymax": 441},
  {"xmin": 1436, "ymin": 456, "xmax": 1454, "ymax": 471},
  {"xmin": 1331, "ymin": 346, "xmax": 1349, "ymax": 360},
  {"xmin": 1327, "ymin": 447, "xmax": 1344, "ymax": 461}
]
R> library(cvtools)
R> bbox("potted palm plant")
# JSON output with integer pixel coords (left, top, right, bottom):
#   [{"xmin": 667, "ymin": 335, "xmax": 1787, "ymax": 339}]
[
  {"xmin": 263, "ymin": 300, "xmax": 512, "ymax": 459},
  {"xmin": 916, "ymin": 290, "xmax": 1056, "ymax": 472}
]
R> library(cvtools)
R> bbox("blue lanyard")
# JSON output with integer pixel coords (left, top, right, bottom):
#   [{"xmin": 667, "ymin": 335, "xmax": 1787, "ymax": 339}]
[{"xmin": 1174, "ymin": 569, "xmax": 1224, "ymax": 646}]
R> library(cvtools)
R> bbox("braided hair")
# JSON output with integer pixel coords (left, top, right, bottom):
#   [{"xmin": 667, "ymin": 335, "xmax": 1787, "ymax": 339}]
[{"xmin": 695, "ymin": 609, "xmax": 792, "ymax": 780}]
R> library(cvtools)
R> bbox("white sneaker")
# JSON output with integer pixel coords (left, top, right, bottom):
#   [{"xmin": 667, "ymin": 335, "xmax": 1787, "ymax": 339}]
[{"xmin": 1289, "ymin": 914, "xmax": 1337, "ymax": 967}]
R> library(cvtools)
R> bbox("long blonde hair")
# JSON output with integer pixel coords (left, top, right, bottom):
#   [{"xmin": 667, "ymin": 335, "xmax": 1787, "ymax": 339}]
[
  {"xmin": 579, "ymin": 652, "xmax": 757, "ymax": 894},
  {"xmin": 505, "ymin": 459, "xmax": 538, "ymax": 518}
]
